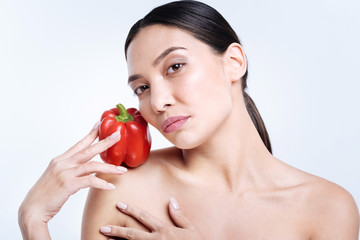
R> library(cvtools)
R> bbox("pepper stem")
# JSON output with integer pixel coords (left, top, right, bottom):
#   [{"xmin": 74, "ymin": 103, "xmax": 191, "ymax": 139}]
[{"xmin": 115, "ymin": 104, "xmax": 134, "ymax": 122}]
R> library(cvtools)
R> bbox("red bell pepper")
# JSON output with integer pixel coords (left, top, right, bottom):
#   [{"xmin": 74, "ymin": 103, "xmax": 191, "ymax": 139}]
[{"xmin": 99, "ymin": 103, "xmax": 151, "ymax": 168}]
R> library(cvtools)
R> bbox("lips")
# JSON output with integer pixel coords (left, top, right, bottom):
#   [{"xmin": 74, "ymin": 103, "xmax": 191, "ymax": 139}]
[{"xmin": 161, "ymin": 116, "xmax": 190, "ymax": 133}]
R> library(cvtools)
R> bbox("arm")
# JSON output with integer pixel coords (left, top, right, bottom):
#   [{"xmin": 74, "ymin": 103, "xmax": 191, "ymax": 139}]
[
  {"xmin": 81, "ymin": 173, "xmax": 128, "ymax": 240},
  {"xmin": 97, "ymin": 198, "xmax": 206, "ymax": 240},
  {"xmin": 17, "ymin": 217, "xmax": 50, "ymax": 240}
]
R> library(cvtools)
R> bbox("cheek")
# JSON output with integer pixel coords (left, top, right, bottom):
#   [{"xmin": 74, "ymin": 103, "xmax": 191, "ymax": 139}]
[
  {"xmin": 180, "ymin": 63, "xmax": 231, "ymax": 108},
  {"xmin": 170, "ymin": 78, "xmax": 233, "ymax": 149},
  {"xmin": 139, "ymin": 99, "xmax": 155, "ymax": 126}
]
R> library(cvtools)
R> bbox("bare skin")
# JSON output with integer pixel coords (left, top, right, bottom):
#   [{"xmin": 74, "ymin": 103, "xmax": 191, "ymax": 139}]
[
  {"xmin": 18, "ymin": 124, "xmax": 127, "ymax": 240},
  {"xmin": 81, "ymin": 25, "xmax": 359, "ymax": 239},
  {"xmin": 83, "ymin": 148, "xmax": 359, "ymax": 239}
]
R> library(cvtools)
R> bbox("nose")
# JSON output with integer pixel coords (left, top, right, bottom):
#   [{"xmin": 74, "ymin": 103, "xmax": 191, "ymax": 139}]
[{"xmin": 150, "ymin": 81, "xmax": 175, "ymax": 114}]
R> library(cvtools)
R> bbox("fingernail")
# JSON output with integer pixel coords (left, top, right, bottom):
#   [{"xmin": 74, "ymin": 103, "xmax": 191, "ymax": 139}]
[
  {"xmin": 117, "ymin": 202, "xmax": 127, "ymax": 210},
  {"xmin": 117, "ymin": 166, "xmax": 128, "ymax": 173},
  {"xmin": 170, "ymin": 197, "xmax": 179, "ymax": 210},
  {"xmin": 109, "ymin": 131, "xmax": 121, "ymax": 140},
  {"xmin": 92, "ymin": 120, "xmax": 101, "ymax": 130},
  {"xmin": 100, "ymin": 226, "xmax": 112, "ymax": 233},
  {"xmin": 107, "ymin": 183, "xmax": 116, "ymax": 190}
]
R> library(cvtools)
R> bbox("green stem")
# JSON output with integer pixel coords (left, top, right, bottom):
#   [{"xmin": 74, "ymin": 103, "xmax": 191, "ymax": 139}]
[{"xmin": 115, "ymin": 104, "xmax": 134, "ymax": 122}]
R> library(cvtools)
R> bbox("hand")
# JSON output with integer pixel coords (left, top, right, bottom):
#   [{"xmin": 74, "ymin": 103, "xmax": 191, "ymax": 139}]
[
  {"xmin": 99, "ymin": 197, "xmax": 205, "ymax": 240},
  {"xmin": 18, "ymin": 121, "xmax": 127, "ymax": 239}
]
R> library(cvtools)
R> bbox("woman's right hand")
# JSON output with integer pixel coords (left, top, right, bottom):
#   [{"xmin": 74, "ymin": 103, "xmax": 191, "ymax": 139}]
[{"xmin": 18, "ymin": 121, "xmax": 127, "ymax": 240}]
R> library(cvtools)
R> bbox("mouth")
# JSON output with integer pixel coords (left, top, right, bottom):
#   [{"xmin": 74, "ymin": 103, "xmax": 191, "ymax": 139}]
[{"xmin": 161, "ymin": 116, "xmax": 190, "ymax": 133}]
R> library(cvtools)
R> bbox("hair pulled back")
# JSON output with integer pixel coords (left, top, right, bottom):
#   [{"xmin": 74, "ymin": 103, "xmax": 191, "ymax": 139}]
[{"xmin": 125, "ymin": 0, "xmax": 272, "ymax": 153}]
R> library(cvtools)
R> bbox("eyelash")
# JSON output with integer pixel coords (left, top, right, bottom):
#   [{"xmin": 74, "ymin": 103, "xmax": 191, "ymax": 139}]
[
  {"xmin": 167, "ymin": 63, "xmax": 184, "ymax": 75},
  {"xmin": 132, "ymin": 63, "xmax": 185, "ymax": 96},
  {"xmin": 133, "ymin": 85, "xmax": 149, "ymax": 96}
]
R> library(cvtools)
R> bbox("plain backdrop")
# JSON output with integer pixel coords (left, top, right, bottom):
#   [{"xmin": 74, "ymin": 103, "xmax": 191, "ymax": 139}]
[{"xmin": 1, "ymin": 0, "xmax": 359, "ymax": 239}]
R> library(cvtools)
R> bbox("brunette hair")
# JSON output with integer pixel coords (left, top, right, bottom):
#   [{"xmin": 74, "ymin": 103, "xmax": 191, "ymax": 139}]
[{"xmin": 125, "ymin": 0, "xmax": 272, "ymax": 153}]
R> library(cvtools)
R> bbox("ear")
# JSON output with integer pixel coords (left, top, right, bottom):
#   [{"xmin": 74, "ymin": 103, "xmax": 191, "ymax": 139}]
[{"xmin": 223, "ymin": 43, "xmax": 247, "ymax": 83}]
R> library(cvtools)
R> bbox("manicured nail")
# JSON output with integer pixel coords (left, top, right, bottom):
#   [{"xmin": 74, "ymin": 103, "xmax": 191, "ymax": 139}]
[
  {"xmin": 107, "ymin": 183, "xmax": 116, "ymax": 190},
  {"xmin": 109, "ymin": 131, "xmax": 121, "ymax": 140},
  {"xmin": 117, "ymin": 202, "xmax": 127, "ymax": 210},
  {"xmin": 100, "ymin": 226, "xmax": 112, "ymax": 233},
  {"xmin": 170, "ymin": 197, "xmax": 179, "ymax": 210},
  {"xmin": 117, "ymin": 166, "xmax": 128, "ymax": 173},
  {"xmin": 92, "ymin": 121, "xmax": 101, "ymax": 130}
]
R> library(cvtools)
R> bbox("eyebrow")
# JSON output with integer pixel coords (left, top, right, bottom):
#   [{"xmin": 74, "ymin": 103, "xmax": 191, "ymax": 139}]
[
  {"xmin": 152, "ymin": 46, "xmax": 187, "ymax": 66},
  {"xmin": 128, "ymin": 74, "xmax": 142, "ymax": 83},
  {"xmin": 128, "ymin": 46, "xmax": 187, "ymax": 83}
]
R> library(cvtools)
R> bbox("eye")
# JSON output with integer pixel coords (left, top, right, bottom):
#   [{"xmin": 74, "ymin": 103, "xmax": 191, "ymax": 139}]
[
  {"xmin": 167, "ymin": 63, "xmax": 184, "ymax": 74},
  {"xmin": 133, "ymin": 85, "xmax": 149, "ymax": 96}
]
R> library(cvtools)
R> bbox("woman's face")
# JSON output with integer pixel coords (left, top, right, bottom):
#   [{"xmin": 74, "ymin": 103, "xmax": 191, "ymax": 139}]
[{"xmin": 126, "ymin": 25, "xmax": 234, "ymax": 149}]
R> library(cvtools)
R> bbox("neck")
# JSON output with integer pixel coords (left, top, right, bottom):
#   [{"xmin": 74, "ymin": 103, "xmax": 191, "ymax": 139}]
[{"xmin": 181, "ymin": 95, "xmax": 273, "ymax": 193}]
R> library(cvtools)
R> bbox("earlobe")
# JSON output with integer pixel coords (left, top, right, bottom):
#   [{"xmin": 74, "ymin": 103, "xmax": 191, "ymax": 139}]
[{"xmin": 224, "ymin": 43, "xmax": 247, "ymax": 82}]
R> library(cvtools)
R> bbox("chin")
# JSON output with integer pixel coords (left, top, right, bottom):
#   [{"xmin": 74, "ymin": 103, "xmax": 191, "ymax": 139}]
[
  {"xmin": 167, "ymin": 132, "xmax": 206, "ymax": 150},
  {"xmin": 175, "ymin": 143, "xmax": 198, "ymax": 150}
]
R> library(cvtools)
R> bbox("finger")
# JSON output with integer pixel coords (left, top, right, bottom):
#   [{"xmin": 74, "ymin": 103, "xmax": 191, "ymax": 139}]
[
  {"xmin": 75, "ymin": 174, "xmax": 117, "ymax": 191},
  {"xmin": 116, "ymin": 202, "xmax": 164, "ymax": 231},
  {"xmin": 70, "ymin": 161, "xmax": 127, "ymax": 177},
  {"xmin": 58, "ymin": 121, "xmax": 101, "ymax": 160},
  {"xmin": 100, "ymin": 225, "xmax": 153, "ymax": 240},
  {"xmin": 72, "ymin": 131, "xmax": 121, "ymax": 164},
  {"xmin": 168, "ymin": 197, "xmax": 192, "ymax": 228}
]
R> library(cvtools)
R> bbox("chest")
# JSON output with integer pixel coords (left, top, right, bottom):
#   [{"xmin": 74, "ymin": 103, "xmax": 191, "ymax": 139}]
[
  {"xmin": 179, "ymin": 193, "xmax": 308, "ymax": 240},
  {"xmin": 124, "ymin": 187, "xmax": 309, "ymax": 240}
]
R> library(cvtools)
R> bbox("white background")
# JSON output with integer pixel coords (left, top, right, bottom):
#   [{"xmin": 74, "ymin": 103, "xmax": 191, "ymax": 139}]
[{"xmin": 1, "ymin": 0, "xmax": 359, "ymax": 239}]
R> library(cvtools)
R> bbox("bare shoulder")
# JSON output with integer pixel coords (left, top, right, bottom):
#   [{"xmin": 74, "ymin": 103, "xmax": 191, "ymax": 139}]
[
  {"xmin": 106, "ymin": 146, "xmax": 182, "ymax": 187},
  {"xmin": 298, "ymin": 172, "xmax": 359, "ymax": 239},
  {"xmin": 270, "ymin": 158, "xmax": 359, "ymax": 239},
  {"xmin": 81, "ymin": 147, "xmax": 181, "ymax": 239}
]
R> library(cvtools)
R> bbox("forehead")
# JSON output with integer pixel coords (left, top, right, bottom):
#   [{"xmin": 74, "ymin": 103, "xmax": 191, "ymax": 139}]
[{"xmin": 126, "ymin": 25, "xmax": 212, "ymax": 72}]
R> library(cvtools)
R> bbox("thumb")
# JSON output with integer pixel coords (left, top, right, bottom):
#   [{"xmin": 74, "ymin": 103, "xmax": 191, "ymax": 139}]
[{"xmin": 168, "ymin": 197, "xmax": 191, "ymax": 228}]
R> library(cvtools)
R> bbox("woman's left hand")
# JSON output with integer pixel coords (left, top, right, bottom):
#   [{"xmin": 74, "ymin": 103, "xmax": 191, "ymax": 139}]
[{"xmin": 99, "ymin": 197, "xmax": 205, "ymax": 240}]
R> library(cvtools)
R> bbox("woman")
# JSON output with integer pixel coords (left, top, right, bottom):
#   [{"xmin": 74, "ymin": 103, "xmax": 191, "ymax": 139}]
[{"xmin": 19, "ymin": 1, "xmax": 359, "ymax": 239}]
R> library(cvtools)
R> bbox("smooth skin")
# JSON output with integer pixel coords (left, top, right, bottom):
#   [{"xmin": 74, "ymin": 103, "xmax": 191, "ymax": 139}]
[
  {"xmin": 18, "ymin": 122, "xmax": 127, "ymax": 240},
  {"xmin": 81, "ymin": 25, "xmax": 359, "ymax": 239}
]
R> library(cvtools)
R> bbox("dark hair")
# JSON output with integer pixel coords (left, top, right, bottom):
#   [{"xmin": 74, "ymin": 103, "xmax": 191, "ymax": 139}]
[{"xmin": 125, "ymin": 0, "xmax": 272, "ymax": 153}]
